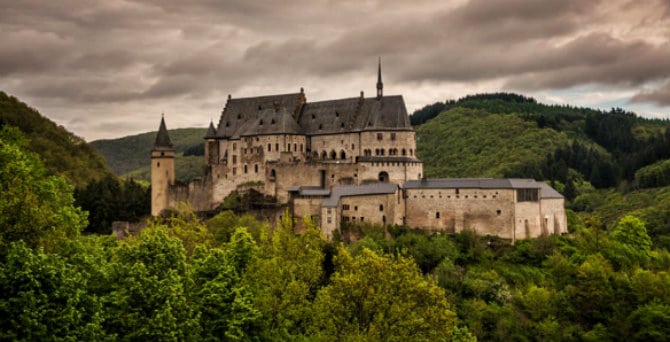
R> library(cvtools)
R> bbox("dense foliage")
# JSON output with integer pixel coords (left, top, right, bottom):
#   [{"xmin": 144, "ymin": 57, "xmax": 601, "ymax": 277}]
[
  {"xmin": 414, "ymin": 93, "xmax": 670, "ymax": 192},
  {"xmin": 74, "ymin": 175, "xmax": 150, "ymax": 234},
  {"xmin": 91, "ymin": 127, "xmax": 207, "ymax": 175},
  {"xmin": 0, "ymin": 91, "xmax": 111, "ymax": 187}
]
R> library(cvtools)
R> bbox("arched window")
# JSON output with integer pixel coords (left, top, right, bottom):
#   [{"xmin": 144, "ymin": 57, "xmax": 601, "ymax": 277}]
[
  {"xmin": 330, "ymin": 150, "xmax": 337, "ymax": 160},
  {"xmin": 378, "ymin": 171, "xmax": 389, "ymax": 183},
  {"xmin": 321, "ymin": 151, "xmax": 327, "ymax": 160},
  {"xmin": 375, "ymin": 148, "xmax": 380, "ymax": 156},
  {"xmin": 270, "ymin": 169, "xmax": 276, "ymax": 179},
  {"xmin": 380, "ymin": 149, "xmax": 385, "ymax": 156},
  {"xmin": 402, "ymin": 148, "xmax": 406, "ymax": 156},
  {"xmin": 340, "ymin": 150, "xmax": 346, "ymax": 160},
  {"xmin": 410, "ymin": 149, "xmax": 413, "ymax": 156}
]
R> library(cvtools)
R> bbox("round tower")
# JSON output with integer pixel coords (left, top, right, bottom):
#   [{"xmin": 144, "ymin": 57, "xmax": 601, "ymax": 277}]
[{"xmin": 151, "ymin": 115, "xmax": 175, "ymax": 216}]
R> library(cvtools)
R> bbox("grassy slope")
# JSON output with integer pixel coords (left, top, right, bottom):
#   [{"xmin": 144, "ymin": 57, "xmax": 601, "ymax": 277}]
[
  {"xmin": 416, "ymin": 107, "xmax": 569, "ymax": 178},
  {"xmin": 0, "ymin": 91, "xmax": 112, "ymax": 187},
  {"xmin": 91, "ymin": 128, "xmax": 207, "ymax": 175}
]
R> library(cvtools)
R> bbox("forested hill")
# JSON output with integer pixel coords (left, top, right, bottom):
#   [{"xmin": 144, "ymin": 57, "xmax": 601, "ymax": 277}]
[
  {"xmin": 414, "ymin": 93, "xmax": 670, "ymax": 193},
  {"xmin": 0, "ymin": 91, "xmax": 111, "ymax": 187},
  {"xmin": 91, "ymin": 128, "xmax": 207, "ymax": 176}
]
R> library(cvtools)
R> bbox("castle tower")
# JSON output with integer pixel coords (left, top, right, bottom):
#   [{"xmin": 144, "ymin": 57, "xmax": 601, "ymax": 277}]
[
  {"xmin": 376, "ymin": 57, "xmax": 383, "ymax": 99},
  {"xmin": 151, "ymin": 115, "xmax": 175, "ymax": 216}
]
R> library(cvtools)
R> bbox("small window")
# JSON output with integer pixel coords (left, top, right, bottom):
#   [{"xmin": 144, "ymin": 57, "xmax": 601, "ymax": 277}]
[
  {"xmin": 232, "ymin": 167, "xmax": 236, "ymax": 175},
  {"xmin": 157, "ymin": 162, "xmax": 160, "ymax": 167},
  {"xmin": 267, "ymin": 143, "xmax": 271, "ymax": 152},
  {"xmin": 232, "ymin": 155, "xmax": 237, "ymax": 164},
  {"xmin": 496, "ymin": 210, "xmax": 502, "ymax": 216},
  {"xmin": 276, "ymin": 143, "xmax": 279, "ymax": 151},
  {"xmin": 327, "ymin": 208, "xmax": 332, "ymax": 214},
  {"xmin": 233, "ymin": 143, "xmax": 237, "ymax": 150},
  {"xmin": 244, "ymin": 165, "xmax": 248, "ymax": 173},
  {"xmin": 254, "ymin": 164, "xmax": 258, "ymax": 173},
  {"xmin": 391, "ymin": 132, "xmax": 396, "ymax": 140},
  {"xmin": 379, "ymin": 204, "xmax": 384, "ymax": 211},
  {"xmin": 360, "ymin": 217, "xmax": 364, "ymax": 222},
  {"xmin": 436, "ymin": 212, "xmax": 440, "ymax": 219},
  {"xmin": 377, "ymin": 133, "xmax": 383, "ymax": 140},
  {"xmin": 319, "ymin": 124, "xmax": 323, "ymax": 130},
  {"xmin": 327, "ymin": 217, "xmax": 332, "ymax": 224},
  {"xmin": 259, "ymin": 119, "xmax": 263, "ymax": 125},
  {"xmin": 354, "ymin": 206, "xmax": 358, "ymax": 211},
  {"xmin": 342, "ymin": 204, "xmax": 350, "ymax": 210}
]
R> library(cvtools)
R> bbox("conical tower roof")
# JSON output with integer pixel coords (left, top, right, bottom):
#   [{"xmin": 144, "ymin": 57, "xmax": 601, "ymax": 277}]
[
  {"xmin": 154, "ymin": 116, "xmax": 174, "ymax": 149},
  {"xmin": 205, "ymin": 120, "xmax": 217, "ymax": 139}
]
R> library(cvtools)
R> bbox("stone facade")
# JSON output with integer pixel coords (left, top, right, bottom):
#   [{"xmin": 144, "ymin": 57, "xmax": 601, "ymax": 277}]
[{"xmin": 151, "ymin": 67, "xmax": 567, "ymax": 240}]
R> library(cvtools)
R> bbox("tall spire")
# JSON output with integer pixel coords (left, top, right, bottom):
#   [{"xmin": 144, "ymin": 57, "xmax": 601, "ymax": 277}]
[
  {"xmin": 154, "ymin": 116, "xmax": 174, "ymax": 149},
  {"xmin": 376, "ymin": 57, "xmax": 383, "ymax": 99}
]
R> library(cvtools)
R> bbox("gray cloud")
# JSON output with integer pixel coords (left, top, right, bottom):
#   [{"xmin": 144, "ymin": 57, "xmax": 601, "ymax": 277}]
[
  {"xmin": 632, "ymin": 81, "xmax": 670, "ymax": 106},
  {"xmin": 0, "ymin": 0, "xmax": 668, "ymax": 140}
]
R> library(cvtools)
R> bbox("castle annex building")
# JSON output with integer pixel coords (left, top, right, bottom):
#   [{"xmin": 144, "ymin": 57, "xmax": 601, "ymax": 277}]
[{"xmin": 151, "ymin": 62, "xmax": 567, "ymax": 240}]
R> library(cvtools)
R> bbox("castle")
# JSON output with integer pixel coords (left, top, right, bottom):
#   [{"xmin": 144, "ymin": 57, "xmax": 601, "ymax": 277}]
[{"xmin": 151, "ymin": 62, "xmax": 567, "ymax": 241}]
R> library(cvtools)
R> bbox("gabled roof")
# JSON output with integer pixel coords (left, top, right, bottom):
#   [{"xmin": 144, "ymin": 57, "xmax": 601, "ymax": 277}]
[
  {"xmin": 212, "ymin": 90, "xmax": 412, "ymax": 139},
  {"xmin": 323, "ymin": 183, "xmax": 399, "ymax": 207},
  {"xmin": 153, "ymin": 116, "xmax": 173, "ymax": 149},
  {"xmin": 216, "ymin": 93, "xmax": 303, "ymax": 138},
  {"xmin": 299, "ymin": 95, "xmax": 411, "ymax": 135}
]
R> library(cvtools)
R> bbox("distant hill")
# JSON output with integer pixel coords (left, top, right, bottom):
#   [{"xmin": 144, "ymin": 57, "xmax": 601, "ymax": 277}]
[
  {"xmin": 416, "ymin": 107, "xmax": 569, "ymax": 178},
  {"xmin": 413, "ymin": 93, "xmax": 670, "ymax": 194},
  {"xmin": 91, "ymin": 128, "xmax": 207, "ymax": 177},
  {"xmin": 0, "ymin": 91, "xmax": 112, "ymax": 187}
]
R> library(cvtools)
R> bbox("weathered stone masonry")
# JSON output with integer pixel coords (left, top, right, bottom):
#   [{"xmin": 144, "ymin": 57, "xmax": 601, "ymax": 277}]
[{"xmin": 151, "ymin": 63, "xmax": 567, "ymax": 240}]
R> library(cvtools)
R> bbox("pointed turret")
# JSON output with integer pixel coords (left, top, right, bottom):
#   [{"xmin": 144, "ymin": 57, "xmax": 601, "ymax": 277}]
[
  {"xmin": 151, "ymin": 115, "xmax": 175, "ymax": 216},
  {"xmin": 205, "ymin": 120, "xmax": 217, "ymax": 139},
  {"xmin": 376, "ymin": 57, "xmax": 383, "ymax": 99},
  {"xmin": 154, "ymin": 115, "xmax": 174, "ymax": 149}
]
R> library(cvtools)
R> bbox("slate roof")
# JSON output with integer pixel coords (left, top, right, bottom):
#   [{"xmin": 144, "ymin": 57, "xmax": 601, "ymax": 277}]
[
  {"xmin": 204, "ymin": 121, "xmax": 217, "ymax": 139},
  {"xmin": 299, "ymin": 95, "xmax": 411, "ymax": 135},
  {"xmin": 216, "ymin": 93, "xmax": 303, "ymax": 138},
  {"xmin": 323, "ymin": 183, "xmax": 399, "ymax": 207},
  {"xmin": 403, "ymin": 178, "xmax": 564, "ymax": 199},
  {"xmin": 288, "ymin": 186, "xmax": 331, "ymax": 196},
  {"xmin": 154, "ymin": 116, "xmax": 173, "ymax": 149},
  {"xmin": 213, "ymin": 91, "xmax": 411, "ymax": 138}
]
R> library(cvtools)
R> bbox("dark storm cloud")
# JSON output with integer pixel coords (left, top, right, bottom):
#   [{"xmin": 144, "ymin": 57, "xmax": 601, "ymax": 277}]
[
  {"xmin": 632, "ymin": 82, "xmax": 670, "ymax": 106},
  {"xmin": 0, "ymin": 0, "xmax": 668, "ymax": 140}
]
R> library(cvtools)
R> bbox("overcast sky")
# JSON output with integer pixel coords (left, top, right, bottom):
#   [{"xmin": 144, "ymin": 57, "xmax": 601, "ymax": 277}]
[{"xmin": 1, "ymin": 0, "xmax": 669, "ymax": 141}]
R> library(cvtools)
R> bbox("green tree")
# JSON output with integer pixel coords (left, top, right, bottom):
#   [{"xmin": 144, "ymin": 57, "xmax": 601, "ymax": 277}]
[
  {"xmin": 190, "ymin": 246, "xmax": 261, "ymax": 341},
  {"xmin": 243, "ymin": 213, "xmax": 325, "ymax": 338},
  {"xmin": 102, "ymin": 228, "xmax": 200, "ymax": 340},
  {"xmin": 0, "ymin": 126, "xmax": 86, "ymax": 251},
  {"xmin": 310, "ymin": 248, "xmax": 455, "ymax": 341},
  {"xmin": 0, "ymin": 242, "xmax": 105, "ymax": 340},
  {"xmin": 609, "ymin": 215, "xmax": 652, "ymax": 268}
]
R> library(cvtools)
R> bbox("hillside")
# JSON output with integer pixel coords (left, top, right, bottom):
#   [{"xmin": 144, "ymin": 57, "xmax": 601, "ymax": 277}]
[
  {"xmin": 416, "ymin": 107, "xmax": 569, "ymax": 178},
  {"xmin": 91, "ymin": 128, "xmax": 207, "ymax": 176},
  {"xmin": 413, "ymin": 93, "xmax": 670, "ymax": 193},
  {"xmin": 0, "ymin": 91, "xmax": 111, "ymax": 187}
]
